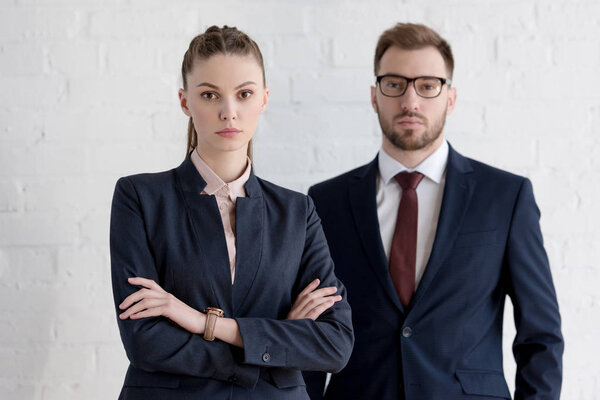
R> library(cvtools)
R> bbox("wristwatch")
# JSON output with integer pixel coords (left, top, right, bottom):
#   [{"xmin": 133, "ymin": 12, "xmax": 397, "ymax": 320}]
[{"xmin": 203, "ymin": 307, "xmax": 224, "ymax": 341}]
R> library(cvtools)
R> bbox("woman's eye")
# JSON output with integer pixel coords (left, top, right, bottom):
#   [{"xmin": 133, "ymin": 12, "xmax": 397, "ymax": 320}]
[
  {"xmin": 239, "ymin": 90, "xmax": 253, "ymax": 99},
  {"xmin": 201, "ymin": 92, "xmax": 218, "ymax": 100}
]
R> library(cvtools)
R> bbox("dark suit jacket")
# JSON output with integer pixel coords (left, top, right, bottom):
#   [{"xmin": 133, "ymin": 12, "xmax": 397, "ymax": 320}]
[
  {"xmin": 304, "ymin": 145, "xmax": 563, "ymax": 400},
  {"xmin": 110, "ymin": 155, "xmax": 354, "ymax": 400}
]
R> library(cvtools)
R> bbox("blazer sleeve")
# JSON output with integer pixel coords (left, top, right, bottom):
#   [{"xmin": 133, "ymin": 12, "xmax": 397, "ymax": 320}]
[
  {"xmin": 505, "ymin": 178, "xmax": 563, "ymax": 399},
  {"xmin": 235, "ymin": 195, "xmax": 354, "ymax": 372},
  {"xmin": 110, "ymin": 177, "xmax": 260, "ymax": 389}
]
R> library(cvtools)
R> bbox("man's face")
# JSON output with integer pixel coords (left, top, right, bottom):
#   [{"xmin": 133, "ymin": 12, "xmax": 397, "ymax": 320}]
[{"xmin": 371, "ymin": 46, "xmax": 456, "ymax": 152}]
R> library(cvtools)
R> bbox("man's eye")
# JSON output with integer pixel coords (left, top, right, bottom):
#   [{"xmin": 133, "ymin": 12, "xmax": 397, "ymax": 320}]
[{"xmin": 418, "ymin": 80, "xmax": 440, "ymax": 92}]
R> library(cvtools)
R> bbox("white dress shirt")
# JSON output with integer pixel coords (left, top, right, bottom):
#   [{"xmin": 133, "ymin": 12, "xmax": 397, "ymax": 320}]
[{"xmin": 376, "ymin": 140, "xmax": 448, "ymax": 289}]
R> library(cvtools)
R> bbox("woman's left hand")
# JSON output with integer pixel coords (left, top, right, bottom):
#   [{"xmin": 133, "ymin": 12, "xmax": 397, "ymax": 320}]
[
  {"xmin": 119, "ymin": 277, "xmax": 206, "ymax": 335},
  {"xmin": 286, "ymin": 278, "xmax": 342, "ymax": 320}
]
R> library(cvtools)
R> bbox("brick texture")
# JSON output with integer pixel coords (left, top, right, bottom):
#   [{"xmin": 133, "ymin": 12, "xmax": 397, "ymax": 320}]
[{"xmin": 0, "ymin": 0, "xmax": 598, "ymax": 398}]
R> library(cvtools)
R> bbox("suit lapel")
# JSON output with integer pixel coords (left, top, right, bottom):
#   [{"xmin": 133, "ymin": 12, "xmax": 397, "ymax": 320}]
[
  {"xmin": 175, "ymin": 155, "xmax": 233, "ymax": 314},
  {"xmin": 349, "ymin": 156, "xmax": 405, "ymax": 312},
  {"xmin": 410, "ymin": 145, "xmax": 476, "ymax": 308},
  {"xmin": 232, "ymin": 172, "xmax": 264, "ymax": 314}
]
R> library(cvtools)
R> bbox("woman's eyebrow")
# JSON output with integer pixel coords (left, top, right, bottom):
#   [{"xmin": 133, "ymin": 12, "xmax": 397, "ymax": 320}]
[
  {"xmin": 235, "ymin": 81, "xmax": 257, "ymax": 89},
  {"xmin": 196, "ymin": 81, "xmax": 257, "ymax": 89},
  {"xmin": 196, "ymin": 82, "xmax": 219, "ymax": 89}
]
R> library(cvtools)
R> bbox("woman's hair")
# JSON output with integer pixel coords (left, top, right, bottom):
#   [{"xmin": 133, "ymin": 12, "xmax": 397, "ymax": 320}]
[
  {"xmin": 374, "ymin": 23, "xmax": 454, "ymax": 79},
  {"xmin": 181, "ymin": 25, "xmax": 266, "ymax": 157}
]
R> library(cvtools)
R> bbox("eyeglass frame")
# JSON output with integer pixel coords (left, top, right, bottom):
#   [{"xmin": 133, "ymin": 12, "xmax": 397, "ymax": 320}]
[{"xmin": 375, "ymin": 74, "xmax": 452, "ymax": 98}]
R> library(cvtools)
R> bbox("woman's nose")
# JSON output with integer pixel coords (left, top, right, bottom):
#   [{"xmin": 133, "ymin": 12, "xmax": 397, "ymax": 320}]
[{"xmin": 220, "ymin": 98, "xmax": 238, "ymax": 121}]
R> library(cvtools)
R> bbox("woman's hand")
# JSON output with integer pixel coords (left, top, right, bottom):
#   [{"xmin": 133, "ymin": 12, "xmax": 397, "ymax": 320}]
[
  {"xmin": 287, "ymin": 279, "xmax": 342, "ymax": 320},
  {"xmin": 119, "ymin": 277, "xmax": 206, "ymax": 335}
]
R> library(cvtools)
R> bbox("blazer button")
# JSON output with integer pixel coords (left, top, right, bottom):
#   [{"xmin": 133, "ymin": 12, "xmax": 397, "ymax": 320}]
[
  {"xmin": 262, "ymin": 352, "xmax": 271, "ymax": 362},
  {"xmin": 228, "ymin": 375, "xmax": 238, "ymax": 383},
  {"xmin": 402, "ymin": 327, "xmax": 413, "ymax": 338}
]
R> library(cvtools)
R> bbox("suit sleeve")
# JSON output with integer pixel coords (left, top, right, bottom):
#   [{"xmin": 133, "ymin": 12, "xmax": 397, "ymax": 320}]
[
  {"xmin": 235, "ymin": 195, "xmax": 354, "ymax": 372},
  {"xmin": 110, "ymin": 177, "xmax": 260, "ymax": 389},
  {"xmin": 302, "ymin": 186, "xmax": 330, "ymax": 400},
  {"xmin": 505, "ymin": 178, "xmax": 563, "ymax": 399}
]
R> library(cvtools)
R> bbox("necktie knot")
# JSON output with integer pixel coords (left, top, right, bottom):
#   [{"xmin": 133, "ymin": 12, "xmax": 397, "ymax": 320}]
[{"xmin": 395, "ymin": 171, "xmax": 424, "ymax": 190}]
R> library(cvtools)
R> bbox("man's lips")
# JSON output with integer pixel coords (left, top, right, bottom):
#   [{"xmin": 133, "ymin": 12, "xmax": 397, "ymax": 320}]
[
  {"xmin": 216, "ymin": 128, "xmax": 242, "ymax": 138},
  {"xmin": 395, "ymin": 112, "xmax": 426, "ymax": 128},
  {"xmin": 397, "ymin": 118, "xmax": 424, "ymax": 128}
]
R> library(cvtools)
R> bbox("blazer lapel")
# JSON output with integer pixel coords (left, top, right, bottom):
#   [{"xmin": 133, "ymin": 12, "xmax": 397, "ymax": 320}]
[
  {"xmin": 410, "ymin": 145, "xmax": 476, "ymax": 308},
  {"xmin": 232, "ymin": 171, "xmax": 264, "ymax": 314},
  {"xmin": 175, "ymin": 155, "xmax": 233, "ymax": 314},
  {"xmin": 349, "ymin": 156, "xmax": 405, "ymax": 312}
]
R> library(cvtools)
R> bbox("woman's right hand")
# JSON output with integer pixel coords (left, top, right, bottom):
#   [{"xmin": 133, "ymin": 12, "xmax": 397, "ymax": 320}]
[{"xmin": 286, "ymin": 279, "xmax": 342, "ymax": 320}]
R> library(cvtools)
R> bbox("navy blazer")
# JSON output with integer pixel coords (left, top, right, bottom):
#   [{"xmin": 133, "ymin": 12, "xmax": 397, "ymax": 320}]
[
  {"xmin": 110, "ymin": 155, "xmax": 354, "ymax": 400},
  {"xmin": 304, "ymin": 145, "xmax": 563, "ymax": 400}
]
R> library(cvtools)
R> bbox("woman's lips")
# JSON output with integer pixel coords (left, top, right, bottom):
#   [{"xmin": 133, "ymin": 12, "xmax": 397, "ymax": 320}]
[{"xmin": 216, "ymin": 128, "xmax": 242, "ymax": 138}]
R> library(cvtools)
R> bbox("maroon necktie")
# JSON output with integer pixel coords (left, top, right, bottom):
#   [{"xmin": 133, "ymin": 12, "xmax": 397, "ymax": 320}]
[{"xmin": 389, "ymin": 171, "xmax": 424, "ymax": 308}]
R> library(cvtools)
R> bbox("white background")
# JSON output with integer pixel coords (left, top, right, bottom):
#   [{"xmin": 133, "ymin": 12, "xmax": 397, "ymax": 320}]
[{"xmin": 1, "ymin": 0, "xmax": 599, "ymax": 398}]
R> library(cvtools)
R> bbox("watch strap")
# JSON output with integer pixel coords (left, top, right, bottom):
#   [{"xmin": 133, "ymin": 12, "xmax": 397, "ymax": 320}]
[{"xmin": 203, "ymin": 307, "xmax": 224, "ymax": 341}]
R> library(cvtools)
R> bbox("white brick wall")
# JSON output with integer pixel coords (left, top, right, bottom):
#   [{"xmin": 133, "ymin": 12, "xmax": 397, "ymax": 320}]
[{"xmin": 0, "ymin": 0, "xmax": 598, "ymax": 398}]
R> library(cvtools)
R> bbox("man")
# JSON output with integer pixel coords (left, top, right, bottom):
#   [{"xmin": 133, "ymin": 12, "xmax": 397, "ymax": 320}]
[{"xmin": 304, "ymin": 23, "xmax": 563, "ymax": 399}]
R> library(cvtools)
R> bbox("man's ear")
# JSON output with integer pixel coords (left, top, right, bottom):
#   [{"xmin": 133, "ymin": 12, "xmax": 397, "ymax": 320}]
[
  {"xmin": 446, "ymin": 86, "xmax": 457, "ymax": 115},
  {"xmin": 370, "ymin": 86, "xmax": 378, "ymax": 113}
]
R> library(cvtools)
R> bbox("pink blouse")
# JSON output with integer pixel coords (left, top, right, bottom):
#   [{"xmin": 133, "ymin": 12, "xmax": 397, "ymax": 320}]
[{"xmin": 191, "ymin": 150, "xmax": 251, "ymax": 284}]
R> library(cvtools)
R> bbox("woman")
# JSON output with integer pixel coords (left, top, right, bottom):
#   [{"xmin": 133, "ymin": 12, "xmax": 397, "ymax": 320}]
[{"xmin": 110, "ymin": 26, "xmax": 353, "ymax": 399}]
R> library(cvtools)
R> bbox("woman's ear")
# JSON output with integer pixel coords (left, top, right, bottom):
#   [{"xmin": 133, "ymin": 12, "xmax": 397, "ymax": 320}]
[
  {"xmin": 179, "ymin": 89, "xmax": 191, "ymax": 117},
  {"xmin": 260, "ymin": 87, "xmax": 270, "ymax": 113}
]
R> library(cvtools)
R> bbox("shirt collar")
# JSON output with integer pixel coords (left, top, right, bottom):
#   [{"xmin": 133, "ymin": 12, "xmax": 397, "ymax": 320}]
[
  {"xmin": 191, "ymin": 149, "xmax": 251, "ymax": 199},
  {"xmin": 378, "ymin": 139, "xmax": 449, "ymax": 185}
]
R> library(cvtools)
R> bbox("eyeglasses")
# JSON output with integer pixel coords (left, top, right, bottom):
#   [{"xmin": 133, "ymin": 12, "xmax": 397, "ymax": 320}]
[{"xmin": 376, "ymin": 75, "xmax": 452, "ymax": 98}]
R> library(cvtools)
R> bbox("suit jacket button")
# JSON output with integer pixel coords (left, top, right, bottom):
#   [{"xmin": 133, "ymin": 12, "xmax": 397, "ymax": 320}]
[
  {"xmin": 402, "ymin": 327, "xmax": 413, "ymax": 338},
  {"xmin": 262, "ymin": 352, "xmax": 271, "ymax": 362},
  {"xmin": 228, "ymin": 375, "xmax": 238, "ymax": 383}
]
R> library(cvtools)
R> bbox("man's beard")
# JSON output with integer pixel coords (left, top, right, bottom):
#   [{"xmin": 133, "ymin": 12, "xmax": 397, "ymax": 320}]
[{"xmin": 378, "ymin": 105, "xmax": 447, "ymax": 151}]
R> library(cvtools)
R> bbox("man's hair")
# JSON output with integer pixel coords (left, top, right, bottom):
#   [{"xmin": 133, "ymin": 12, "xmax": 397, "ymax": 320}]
[{"xmin": 374, "ymin": 23, "xmax": 454, "ymax": 78}]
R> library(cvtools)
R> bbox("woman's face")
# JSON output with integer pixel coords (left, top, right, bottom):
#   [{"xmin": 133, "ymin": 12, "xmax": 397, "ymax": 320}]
[{"xmin": 179, "ymin": 54, "xmax": 269, "ymax": 157}]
